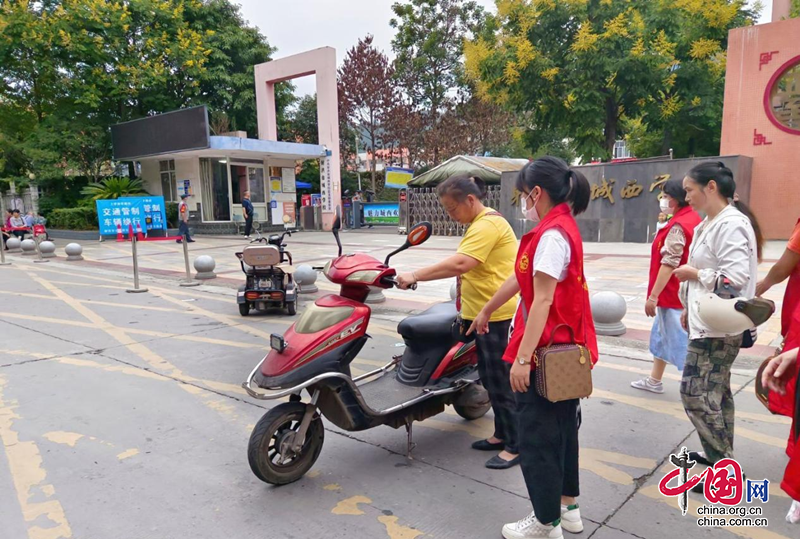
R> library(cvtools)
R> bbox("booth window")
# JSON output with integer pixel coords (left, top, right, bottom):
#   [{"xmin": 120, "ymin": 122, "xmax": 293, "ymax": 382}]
[{"xmin": 159, "ymin": 159, "xmax": 177, "ymax": 201}]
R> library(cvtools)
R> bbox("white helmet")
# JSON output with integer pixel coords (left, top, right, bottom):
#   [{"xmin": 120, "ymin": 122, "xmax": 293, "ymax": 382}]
[{"xmin": 696, "ymin": 294, "xmax": 775, "ymax": 333}]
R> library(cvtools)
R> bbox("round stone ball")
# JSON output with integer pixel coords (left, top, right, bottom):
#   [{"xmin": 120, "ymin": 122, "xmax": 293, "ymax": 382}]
[
  {"xmin": 590, "ymin": 291, "xmax": 628, "ymax": 324},
  {"xmin": 20, "ymin": 239, "xmax": 36, "ymax": 252},
  {"xmin": 6, "ymin": 237, "xmax": 21, "ymax": 250},
  {"xmin": 39, "ymin": 240, "xmax": 56, "ymax": 254},
  {"xmin": 65, "ymin": 243, "xmax": 83, "ymax": 257},
  {"xmin": 295, "ymin": 264, "xmax": 318, "ymax": 286},
  {"xmin": 193, "ymin": 255, "xmax": 216, "ymax": 273}
]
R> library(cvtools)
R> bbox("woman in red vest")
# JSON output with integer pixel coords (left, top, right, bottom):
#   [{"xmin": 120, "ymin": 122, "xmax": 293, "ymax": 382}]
[
  {"xmin": 469, "ymin": 157, "xmax": 598, "ymax": 539},
  {"xmin": 631, "ymin": 178, "xmax": 701, "ymax": 393},
  {"xmin": 761, "ymin": 306, "xmax": 800, "ymax": 524},
  {"xmin": 756, "ymin": 217, "xmax": 800, "ymax": 457}
]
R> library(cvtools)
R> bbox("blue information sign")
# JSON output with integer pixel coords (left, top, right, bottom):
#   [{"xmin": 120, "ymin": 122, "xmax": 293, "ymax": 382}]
[{"xmin": 96, "ymin": 196, "xmax": 167, "ymax": 236}]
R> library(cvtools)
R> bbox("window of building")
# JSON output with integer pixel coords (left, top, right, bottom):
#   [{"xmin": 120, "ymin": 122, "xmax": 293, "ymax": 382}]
[{"xmin": 159, "ymin": 159, "xmax": 177, "ymax": 201}]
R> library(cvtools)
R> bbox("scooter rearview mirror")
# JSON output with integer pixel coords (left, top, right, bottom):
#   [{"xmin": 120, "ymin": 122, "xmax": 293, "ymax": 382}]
[{"xmin": 384, "ymin": 221, "xmax": 433, "ymax": 265}]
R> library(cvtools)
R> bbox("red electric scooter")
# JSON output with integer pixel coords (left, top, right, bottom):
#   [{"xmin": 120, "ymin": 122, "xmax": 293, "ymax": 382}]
[{"xmin": 242, "ymin": 215, "xmax": 491, "ymax": 485}]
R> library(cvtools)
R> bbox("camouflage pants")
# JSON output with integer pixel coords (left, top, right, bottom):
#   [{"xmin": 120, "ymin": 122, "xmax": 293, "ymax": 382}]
[{"xmin": 680, "ymin": 336, "xmax": 742, "ymax": 464}]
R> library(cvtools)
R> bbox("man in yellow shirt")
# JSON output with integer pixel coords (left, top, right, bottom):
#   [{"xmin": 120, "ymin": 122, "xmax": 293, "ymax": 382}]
[{"xmin": 397, "ymin": 175, "xmax": 520, "ymax": 469}]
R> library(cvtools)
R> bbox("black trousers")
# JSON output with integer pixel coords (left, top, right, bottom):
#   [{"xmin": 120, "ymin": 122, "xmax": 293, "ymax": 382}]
[
  {"xmin": 471, "ymin": 319, "xmax": 519, "ymax": 454},
  {"xmin": 517, "ymin": 381, "xmax": 580, "ymax": 524},
  {"xmin": 244, "ymin": 215, "xmax": 254, "ymax": 236}
]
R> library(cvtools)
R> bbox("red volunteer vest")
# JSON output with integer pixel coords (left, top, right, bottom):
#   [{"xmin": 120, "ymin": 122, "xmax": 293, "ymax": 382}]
[
  {"xmin": 768, "ymin": 219, "xmax": 800, "ymax": 422},
  {"xmin": 780, "ymin": 308, "xmax": 800, "ymax": 495},
  {"xmin": 648, "ymin": 206, "xmax": 702, "ymax": 309},
  {"xmin": 502, "ymin": 203, "xmax": 599, "ymax": 366}
]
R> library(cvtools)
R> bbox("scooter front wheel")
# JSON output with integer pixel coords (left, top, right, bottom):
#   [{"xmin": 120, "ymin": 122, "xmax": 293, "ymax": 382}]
[{"xmin": 248, "ymin": 402, "xmax": 324, "ymax": 485}]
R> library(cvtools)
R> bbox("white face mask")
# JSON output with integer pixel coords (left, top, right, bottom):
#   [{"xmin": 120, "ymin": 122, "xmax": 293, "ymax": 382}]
[
  {"xmin": 659, "ymin": 197, "xmax": 672, "ymax": 214},
  {"xmin": 521, "ymin": 191, "xmax": 541, "ymax": 223}
]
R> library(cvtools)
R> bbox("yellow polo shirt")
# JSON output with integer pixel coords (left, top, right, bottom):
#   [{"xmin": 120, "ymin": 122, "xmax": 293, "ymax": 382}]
[{"xmin": 456, "ymin": 208, "xmax": 518, "ymax": 322}]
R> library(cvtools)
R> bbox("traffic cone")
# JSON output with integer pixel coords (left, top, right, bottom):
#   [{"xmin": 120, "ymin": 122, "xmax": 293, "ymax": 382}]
[
  {"xmin": 116, "ymin": 223, "xmax": 124, "ymax": 242},
  {"xmin": 128, "ymin": 224, "xmax": 134, "ymax": 242},
  {"xmin": 136, "ymin": 222, "xmax": 145, "ymax": 241}
]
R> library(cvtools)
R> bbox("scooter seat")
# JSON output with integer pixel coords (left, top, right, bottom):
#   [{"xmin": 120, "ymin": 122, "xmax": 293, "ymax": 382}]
[{"xmin": 397, "ymin": 302, "xmax": 457, "ymax": 342}]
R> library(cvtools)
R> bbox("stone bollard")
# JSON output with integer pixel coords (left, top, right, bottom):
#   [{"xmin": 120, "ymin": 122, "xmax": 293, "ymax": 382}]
[
  {"xmin": 6, "ymin": 237, "xmax": 22, "ymax": 252},
  {"xmin": 193, "ymin": 255, "xmax": 216, "ymax": 280},
  {"xmin": 365, "ymin": 286, "xmax": 386, "ymax": 304},
  {"xmin": 39, "ymin": 240, "xmax": 57, "ymax": 259},
  {"xmin": 591, "ymin": 291, "xmax": 627, "ymax": 336},
  {"xmin": 295, "ymin": 264, "xmax": 318, "ymax": 294},
  {"xmin": 65, "ymin": 243, "xmax": 84, "ymax": 261},
  {"xmin": 21, "ymin": 239, "xmax": 37, "ymax": 256},
  {"xmin": 450, "ymin": 281, "xmax": 457, "ymax": 301}
]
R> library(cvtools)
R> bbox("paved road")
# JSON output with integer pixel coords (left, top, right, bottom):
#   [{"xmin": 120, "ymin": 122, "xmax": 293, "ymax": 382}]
[{"xmin": 0, "ymin": 235, "xmax": 795, "ymax": 539}]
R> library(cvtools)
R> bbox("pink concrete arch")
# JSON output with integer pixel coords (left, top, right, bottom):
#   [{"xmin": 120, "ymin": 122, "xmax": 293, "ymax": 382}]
[{"xmin": 255, "ymin": 47, "xmax": 341, "ymax": 230}]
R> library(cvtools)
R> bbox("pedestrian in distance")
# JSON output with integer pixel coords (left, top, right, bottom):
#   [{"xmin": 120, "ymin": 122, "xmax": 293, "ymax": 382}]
[
  {"xmin": 632, "ymin": 178, "xmax": 701, "ymax": 394},
  {"xmin": 673, "ymin": 161, "xmax": 763, "ymax": 492},
  {"xmin": 242, "ymin": 191, "xmax": 254, "ymax": 239},
  {"xmin": 396, "ymin": 175, "xmax": 522, "ymax": 470},
  {"xmin": 176, "ymin": 193, "xmax": 195, "ymax": 244},
  {"xmin": 470, "ymin": 157, "xmax": 598, "ymax": 539}
]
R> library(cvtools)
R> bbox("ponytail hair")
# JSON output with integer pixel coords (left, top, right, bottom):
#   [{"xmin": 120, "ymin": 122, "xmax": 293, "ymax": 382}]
[
  {"xmin": 687, "ymin": 161, "xmax": 764, "ymax": 261},
  {"xmin": 436, "ymin": 175, "xmax": 487, "ymax": 202},
  {"xmin": 515, "ymin": 156, "xmax": 590, "ymax": 215}
]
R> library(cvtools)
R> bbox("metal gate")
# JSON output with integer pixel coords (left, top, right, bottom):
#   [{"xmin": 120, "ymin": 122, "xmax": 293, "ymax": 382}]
[{"xmin": 408, "ymin": 186, "xmax": 501, "ymax": 237}]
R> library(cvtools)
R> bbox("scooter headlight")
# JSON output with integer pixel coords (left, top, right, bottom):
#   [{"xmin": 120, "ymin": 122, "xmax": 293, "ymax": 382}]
[
  {"xmin": 346, "ymin": 270, "xmax": 381, "ymax": 283},
  {"xmin": 322, "ymin": 260, "xmax": 332, "ymax": 278}
]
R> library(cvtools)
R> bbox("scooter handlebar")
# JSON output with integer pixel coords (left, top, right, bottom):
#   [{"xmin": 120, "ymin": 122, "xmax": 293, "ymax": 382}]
[{"xmin": 382, "ymin": 276, "xmax": 416, "ymax": 291}]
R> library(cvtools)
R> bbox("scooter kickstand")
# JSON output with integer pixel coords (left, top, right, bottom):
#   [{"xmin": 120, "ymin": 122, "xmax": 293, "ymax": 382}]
[{"xmin": 404, "ymin": 419, "xmax": 416, "ymax": 460}]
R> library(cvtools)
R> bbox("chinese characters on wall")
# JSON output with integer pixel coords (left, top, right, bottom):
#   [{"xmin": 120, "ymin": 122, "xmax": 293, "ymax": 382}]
[{"xmin": 590, "ymin": 174, "xmax": 672, "ymax": 205}]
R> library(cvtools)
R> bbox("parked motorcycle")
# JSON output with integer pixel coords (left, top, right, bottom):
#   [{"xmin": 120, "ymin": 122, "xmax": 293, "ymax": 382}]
[{"xmin": 242, "ymin": 215, "xmax": 490, "ymax": 485}]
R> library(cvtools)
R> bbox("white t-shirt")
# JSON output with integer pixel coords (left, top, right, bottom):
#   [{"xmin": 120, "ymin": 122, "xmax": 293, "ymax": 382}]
[{"xmin": 533, "ymin": 227, "xmax": 571, "ymax": 282}]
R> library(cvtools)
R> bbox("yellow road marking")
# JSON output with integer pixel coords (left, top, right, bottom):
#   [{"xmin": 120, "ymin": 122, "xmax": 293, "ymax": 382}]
[
  {"xmin": 323, "ymin": 483, "xmax": 342, "ymax": 491},
  {"xmin": 0, "ymin": 376, "xmax": 73, "ymax": 539},
  {"xmin": 116, "ymin": 449, "xmax": 139, "ymax": 461},
  {"xmin": 377, "ymin": 515, "xmax": 423, "ymax": 539},
  {"xmin": 42, "ymin": 432, "xmax": 84, "ymax": 448},
  {"xmin": 331, "ymin": 495, "xmax": 372, "ymax": 515}
]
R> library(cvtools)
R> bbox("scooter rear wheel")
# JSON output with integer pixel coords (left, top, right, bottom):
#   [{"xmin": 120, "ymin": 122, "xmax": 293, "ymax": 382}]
[
  {"xmin": 239, "ymin": 302, "xmax": 250, "ymax": 316},
  {"xmin": 453, "ymin": 383, "xmax": 492, "ymax": 420},
  {"xmin": 248, "ymin": 402, "xmax": 324, "ymax": 485},
  {"xmin": 287, "ymin": 297, "xmax": 297, "ymax": 316}
]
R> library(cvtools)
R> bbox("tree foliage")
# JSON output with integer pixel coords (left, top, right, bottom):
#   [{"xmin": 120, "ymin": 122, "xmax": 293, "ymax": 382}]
[
  {"xmin": 390, "ymin": 0, "xmax": 487, "ymax": 165},
  {"xmin": 338, "ymin": 35, "xmax": 396, "ymax": 192},
  {"xmin": 0, "ymin": 0, "xmax": 291, "ymax": 187},
  {"xmin": 464, "ymin": 0, "xmax": 759, "ymax": 161}
]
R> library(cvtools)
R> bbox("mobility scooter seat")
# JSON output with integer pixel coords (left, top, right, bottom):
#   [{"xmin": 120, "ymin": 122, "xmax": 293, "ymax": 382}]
[{"xmin": 397, "ymin": 302, "xmax": 458, "ymax": 341}]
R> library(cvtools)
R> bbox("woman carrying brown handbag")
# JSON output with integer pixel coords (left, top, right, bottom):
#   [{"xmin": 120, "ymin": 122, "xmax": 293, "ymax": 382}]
[{"xmin": 469, "ymin": 157, "xmax": 598, "ymax": 539}]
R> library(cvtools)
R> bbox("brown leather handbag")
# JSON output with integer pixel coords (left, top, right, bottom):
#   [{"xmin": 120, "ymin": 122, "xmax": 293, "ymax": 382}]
[{"xmin": 534, "ymin": 324, "xmax": 593, "ymax": 403}]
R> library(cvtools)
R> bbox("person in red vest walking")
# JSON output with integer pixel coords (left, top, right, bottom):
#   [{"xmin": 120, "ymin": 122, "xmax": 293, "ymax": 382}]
[
  {"xmin": 761, "ymin": 306, "xmax": 800, "ymax": 524},
  {"xmin": 631, "ymin": 178, "xmax": 701, "ymax": 393},
  {"xmin": 469, "ymin": 157, "xmax": 598, "ymax": 539},
  {"xmin": 756, "ymin": 216, "xmax": 800, "ymax": 456}
]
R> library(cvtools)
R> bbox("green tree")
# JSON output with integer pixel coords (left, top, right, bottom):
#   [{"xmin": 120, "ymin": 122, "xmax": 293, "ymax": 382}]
[
  {"xmin": 464, "ymin": 0, "xmax": 758, "ymax": 161},
  {"xmin": 0, "ymin": 0, "xmax": 292, "ymax": 188},
  {"xmin": 287, "ymin": 94, "xmax": 319, "ymax": 145},
  {"xmin": 390, "ymin": 0, "xmax": 486, "ymax": 165},
  {"xmin": 81, "ymin": 177, "xmax": 148, "ymax": 200}
]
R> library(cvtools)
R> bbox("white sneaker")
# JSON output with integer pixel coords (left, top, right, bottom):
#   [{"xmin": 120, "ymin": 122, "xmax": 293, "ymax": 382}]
[
  {"xmin": 502, "ymin": 512, "xmax": 563, "ymax": 539},
  {"xmin": 787, "ymin": 500, "xmax": 800, "ymax": 524},
  {"xmin": 560, "ymin": 504, "xmax": 584, "ymax": 533},
  {"xmin": 631, "ymin": 377, "xmax": 664, "ymax": 394}
]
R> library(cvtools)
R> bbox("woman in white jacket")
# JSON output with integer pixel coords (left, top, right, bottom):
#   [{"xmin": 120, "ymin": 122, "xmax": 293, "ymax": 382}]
[{"xmin": 673, "ymin": 162, "xmax": 763, "ymax": 491}]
